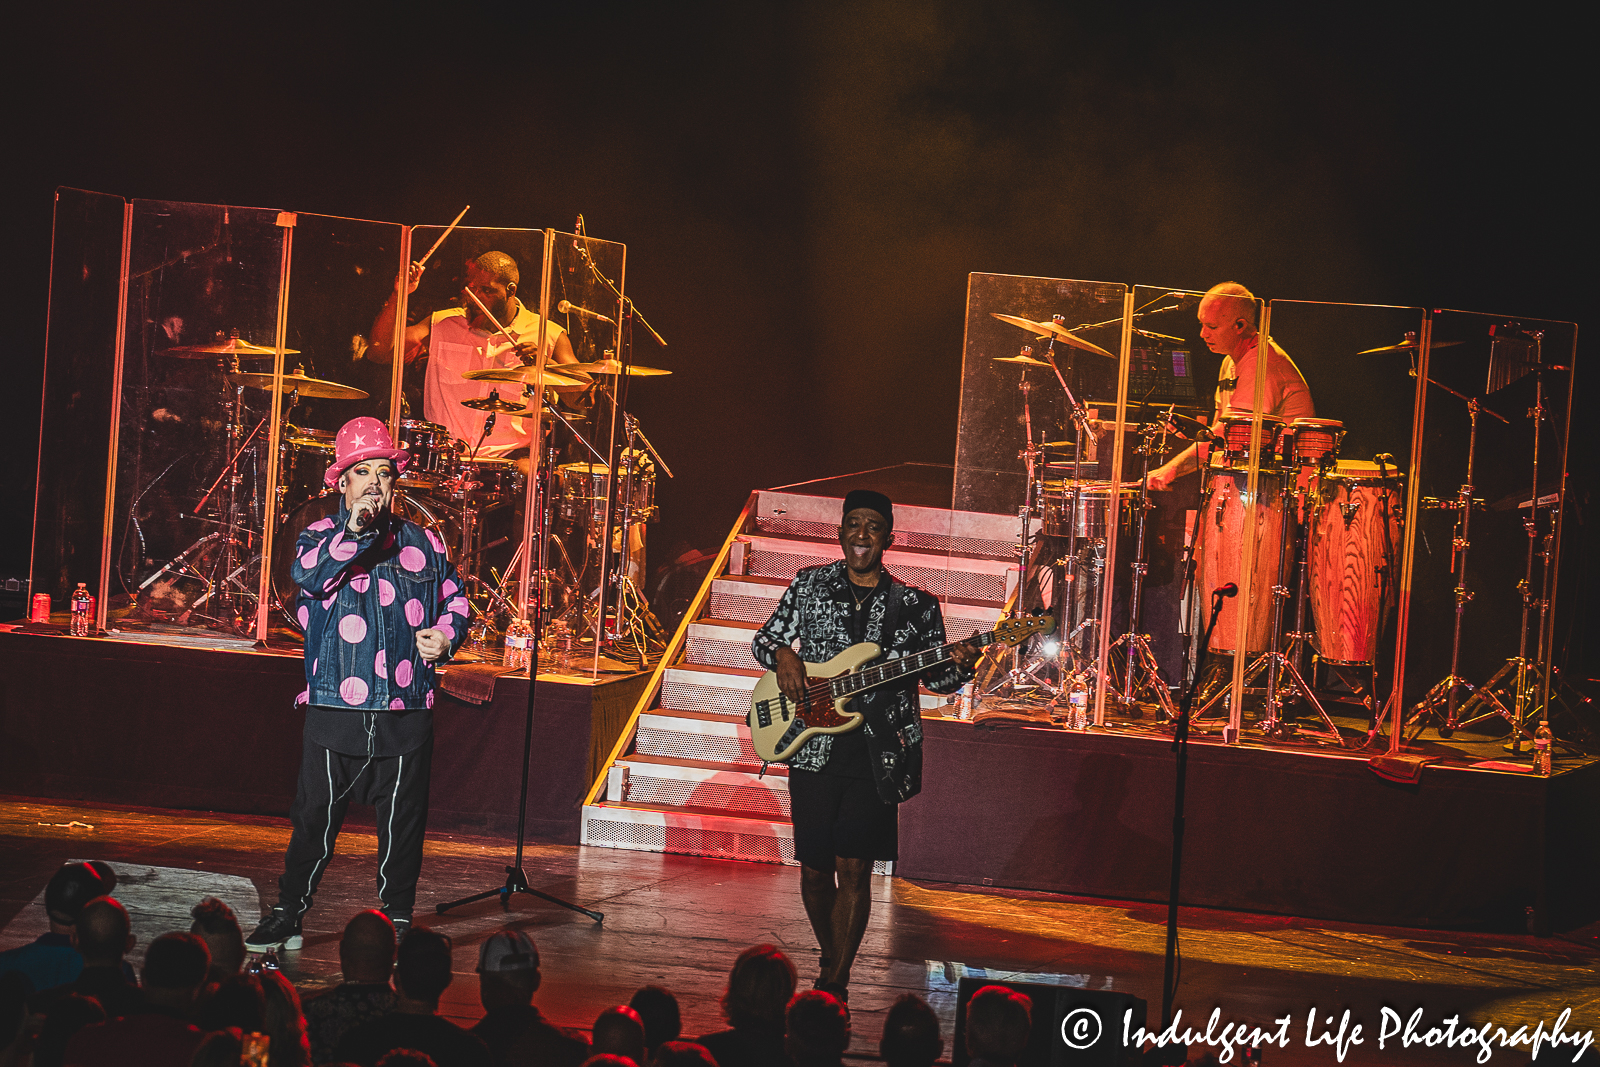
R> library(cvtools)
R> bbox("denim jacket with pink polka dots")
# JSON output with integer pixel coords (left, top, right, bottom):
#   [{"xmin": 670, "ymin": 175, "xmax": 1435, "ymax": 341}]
[{"xmin": 290, "ymin": 501, "xmax": 471, "ymax": 711}]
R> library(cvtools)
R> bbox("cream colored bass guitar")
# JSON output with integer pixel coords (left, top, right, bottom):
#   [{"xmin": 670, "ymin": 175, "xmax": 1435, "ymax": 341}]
[{"xmin": 748, "ymin": 614, "xmax": 1055, "ymax": 762}]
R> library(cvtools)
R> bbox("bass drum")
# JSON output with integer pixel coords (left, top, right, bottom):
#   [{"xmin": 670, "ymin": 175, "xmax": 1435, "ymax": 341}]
[
  {"xmin": 273, "ymin": 491, "xmax": 457, "ymax": 632},
  {"xmin": 1200, "ymin": 466, "xmax": 1285, "ymax": 655},
  {"xmin": 1308, "ymin": 460, "xmax": 1403, "ymax": 666}
]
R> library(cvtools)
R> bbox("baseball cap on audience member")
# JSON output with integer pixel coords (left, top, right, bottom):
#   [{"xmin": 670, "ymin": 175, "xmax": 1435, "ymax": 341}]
[{"xmin": 477, "ymin": 930, "xmax": 540, "ymax": 973}]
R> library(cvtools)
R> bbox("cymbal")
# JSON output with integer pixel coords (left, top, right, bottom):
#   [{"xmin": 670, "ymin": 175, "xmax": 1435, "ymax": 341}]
[
  {"xmin": 166, "ymin": 339, "xmax": 299, "ymax": 358},
  {"xmin": 461, "ymin": 366, "xmax": 589, "ymax": 389},
  {"xmin": 993, "ymin": 354, "xmax": 1051, "ymax": 367},
  {"xmin": 460, "ymin": 395, "xmax": 534, "ymax": 414},
  {"xmin": 989, "ymin": 312, "xmax": 1115, "ymax": 359},
  {"xmin": 227, "ymin": 371, "xmax": 368, "ymax": 399},
  {"xmin": 567, "ymin": 359, "xmax": 672, "ymax": 376},
  {"xmin": 1357, "ymin": 337, "xmax": 1464, "ymax": 355}
]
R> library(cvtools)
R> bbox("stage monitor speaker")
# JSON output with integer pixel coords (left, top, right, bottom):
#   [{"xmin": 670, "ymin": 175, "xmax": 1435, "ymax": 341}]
[{"xmin": 951, "ymin": 976, "xmax": 1147, "ymax": 1066}]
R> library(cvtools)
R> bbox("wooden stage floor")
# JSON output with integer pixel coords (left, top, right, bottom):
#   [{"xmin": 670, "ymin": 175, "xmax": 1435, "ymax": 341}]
[{"xmin": 3, "ymin": 797, "xmax": 1596, "ymax": 1065}]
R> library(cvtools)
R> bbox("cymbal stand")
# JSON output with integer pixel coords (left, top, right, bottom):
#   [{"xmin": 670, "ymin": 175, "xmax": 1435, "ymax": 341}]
[
  {"xmin": 1446, "ymin": 353, "xmax": 1587, "ymax": 754},
  {"xmin": 1041, "ymin": 325, "xmax": 1104, "ymax": 681},
  {"xmin": 982, "ymin": 361, "xmax": 1063, "ymax": 700},
  {"xmin": 1108, "ymin": 417, "xmax": 1177, "ymax": 720},
  {"xmin": 599, "ymin": 415, "xmax": 668, "ymax": 665},
  {"xmin": 1405, "ymin": 381, "xmax": 1515, "ymax": 742}
]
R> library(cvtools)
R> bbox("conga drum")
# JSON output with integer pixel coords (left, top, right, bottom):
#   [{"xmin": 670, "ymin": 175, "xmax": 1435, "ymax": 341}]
[
  {"xmin": 1308, "ymin": 459, "xmax": 1403, "ymax": 665},
  {"xmin": 1200, "ymin": 465, "xmax": 1285, "ymax": 655}
]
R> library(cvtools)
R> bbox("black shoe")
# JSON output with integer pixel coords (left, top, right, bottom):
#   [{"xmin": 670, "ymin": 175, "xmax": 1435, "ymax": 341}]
[
  {"xmin": 245, "ymin": 908, "xmax": 303, "ymax": 952},
  {"xmin": 382, "ymin": 909, "xmax": 412, "ymax": 940}
]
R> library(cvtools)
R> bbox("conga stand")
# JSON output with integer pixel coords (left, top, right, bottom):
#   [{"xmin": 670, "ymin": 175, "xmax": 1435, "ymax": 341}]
[
  {"xmin": 1253, "ymin": 470, "xmax": 1345, "ymax": 746},
  {"xmin": 1107, "ymin": 419, "xmax": 1177, "ymax": 720}
]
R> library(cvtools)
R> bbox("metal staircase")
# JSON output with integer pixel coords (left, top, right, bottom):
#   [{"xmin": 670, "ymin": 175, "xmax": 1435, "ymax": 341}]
[{"xmin": 579, "ymin": 487, "xmax": 1024, "ymax": 868}]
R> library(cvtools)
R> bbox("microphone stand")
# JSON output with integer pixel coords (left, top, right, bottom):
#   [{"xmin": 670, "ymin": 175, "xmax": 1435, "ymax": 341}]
[
  {"xmin": 1159, "ymin": 585, "xmax": 1233, "ymax": 1049},
  {"xmin": 436, "ymin": 441, "xmax": 604, "ymax": 926}
]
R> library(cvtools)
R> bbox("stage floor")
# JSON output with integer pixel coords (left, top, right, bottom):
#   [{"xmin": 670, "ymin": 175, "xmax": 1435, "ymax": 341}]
[{"xmin": 3, "ymin": 797, "xmax": 1595, "ymax": 1066}]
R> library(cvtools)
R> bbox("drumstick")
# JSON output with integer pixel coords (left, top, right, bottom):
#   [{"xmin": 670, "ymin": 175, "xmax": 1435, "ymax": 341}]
[{"xmin": 415, "ymin": 205, "xmax": 471, "ymax": 268}]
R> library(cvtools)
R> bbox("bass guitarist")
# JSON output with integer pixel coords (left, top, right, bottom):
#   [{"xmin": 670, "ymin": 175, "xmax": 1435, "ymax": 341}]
[{"xmin": 751, "ymin": 489, "xmax": 979, "ymax": 1003}]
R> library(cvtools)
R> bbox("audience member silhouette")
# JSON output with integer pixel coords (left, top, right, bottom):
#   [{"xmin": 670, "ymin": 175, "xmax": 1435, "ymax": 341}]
[
  {"xmin": 468, "ymin": 928, "xmax": 588, "ymax": 1067},
  {"xmin": 628, "ymin": 985, "xmax": 681, "ymax": 1057},
  {"xmin": 191, "ymin": 897, "xmax": 247, "ymax": 982},
  {"xmin": 591, "ymin": 1005, "xmax": 647, "ymax": 1066},
  {"xmin": 785, "ymin": 990, "xmax": 849, "ymax": 1067},
  {"xmin": 696, "ymin": 944, "xmax": 796, "ymax": 1067},
  {"xmin": 304, "ymin": 910, "xmax": 398, "ymax": 1064},
  {"xmin": 964, "ymin": 985, "xmax": 1033, "ymax": 1067},
  {"xmin": 880, "ymin": 993, "xmax": 942, "ymax": 1067}
]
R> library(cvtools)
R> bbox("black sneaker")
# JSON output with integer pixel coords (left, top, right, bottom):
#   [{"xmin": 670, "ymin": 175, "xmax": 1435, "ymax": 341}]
[
  {"xmin": 382, "ymin": 909, "xmax": 412, "ymax": 940},
  {"xmin": 245, "ymin": 908, "xmax": 303, "ymax": 952}
]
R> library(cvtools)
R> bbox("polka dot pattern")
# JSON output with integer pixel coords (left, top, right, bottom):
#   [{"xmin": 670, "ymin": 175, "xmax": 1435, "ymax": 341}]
[
  {"xmin": 296, "ymin": 605, "xmax": 310, "ymax": 629},
  {"xmin": 390, "ymin": 698, "xmax": 406, "ymax": 710},
  {"xmin": 437, "ymin": 620, "xmax": 456, "ymax": 641},
  {"xmin": 329, "ymin": 536, "xmax": 358, "ymax": 562},
  {"xmin": 426, "ymin": 690, "xmax": 434, "ymax": 709},
  {"xmin": 395, "ymin": 659, "xmax": 414, "ymax": 688},
  {"xmin": 309, "ymin": 517, "xmax": 336, "ymax": 532},
  {"xmin": 295, "ymin": 688, "xmax": 309, "ymax": 706},
  {"xmin": 443, "ymin": 578, "xmax": 458, "ymax": 598},
  {"xmin": 398, "ymin": 546, "xmax": 427, "ymax": 573},
  {"xmin": 299, "ymin": 543, "xmax": 320, "ymax": 569},
  {"xmin": 447, "ymin": 596, "xmax": 470, "ymax": 617},
  {"xmin": 339, "ymin": 615, "xmax": 368, "ymax": 644},
  {"xmin": 404, "ymin": 599, "xmax": 425, "ymax": 627},
  {"xmin": 426, "ymin": 528, "xmax": 446, "ymax": 554},
  {"xmin": 374, "ymin": 648, "xmax": 387, "ymax": 679},
  {"xmin": 350, "ymin": 572, "xmax": 370, "ymax": 593},
  {"xmin": 339, "ymin": 676, "xmax": 370, "ymax": 705},
  {"xmin": 378, "ymin": 579, "xmax": 396, "ymax": 606}
]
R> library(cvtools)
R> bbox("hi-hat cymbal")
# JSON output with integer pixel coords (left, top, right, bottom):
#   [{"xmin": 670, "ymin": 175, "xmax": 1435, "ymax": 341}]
[
  {"xmin": 461, "ymin": 366, "xmax": 588, "ymax": 389},
  {"xmin": 167, "ymin": 339, "xmax": 299, "ymax": 358},
  {"xmin": 989, "ymin": 312, "xmax": 1115, "ymax": 359},
  {"xmin": 993, "ymin": 354, "xmax": 1051, "ymax": 367},
  {"xmin": 1357, "ymin": 336, "xmax": 1464, "ymax": 355},
  {"xmin": 227, "ymin": 370, "xmax": 367, "ymax": 399},
  {"xmin": 461, "ymin": 395, "xmax": 534, "ymax": 414},
  {"xmin": 567, "ymin": 359, "xmax": 672, "ymax": 376}
]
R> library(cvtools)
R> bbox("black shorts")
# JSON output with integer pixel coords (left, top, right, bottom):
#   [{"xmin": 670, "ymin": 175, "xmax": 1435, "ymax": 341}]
[{"xmin": 788, "ymin": 770, "xmax": 898, "ymax": 871}]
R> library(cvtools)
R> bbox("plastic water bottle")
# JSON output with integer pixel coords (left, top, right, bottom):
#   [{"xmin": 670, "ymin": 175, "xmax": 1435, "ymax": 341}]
[
  {"xmin": 1067, "ymin": 675, "xmax": 1090, "ymax": 731},
  {"xmin": 502, "ymin": 618, "xmax": 532, "ymax": 669},
  {"xmin": 69, "ymin": 583, "xmax": 93, "ymax": 636},
  {"xmin": 551, "ymin": 619, "xmax": 574, "ymax": 672},
  {"xmin": 1533, "ymin": 720, "xmax": 1553, "ymax": 776}
]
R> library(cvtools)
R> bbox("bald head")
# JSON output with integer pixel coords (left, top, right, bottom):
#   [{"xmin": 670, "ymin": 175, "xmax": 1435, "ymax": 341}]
[
  {"xmin": 73, "ymin": 896, "xmax": 132, "ymax": 966},
  {"xmin": 1201, "ymin": 281, "xmax": 1257, "ymax": 326},
  {"xmin": 1197, "ymin": 282, "xmax": 1260, "ymax": 358},
  {"xmin": 339, "ymin": 910, "xmax": 397, "ymax": 983}
]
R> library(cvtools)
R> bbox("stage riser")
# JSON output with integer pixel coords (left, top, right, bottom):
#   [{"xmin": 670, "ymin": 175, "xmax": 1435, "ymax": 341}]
[
  {"xmin": 636, "ymin": 714, "xmax": 764, "ymax": 769},
  {"xmin": 743, "ymin": 535, "xmax": 1015, "ymax": 605}
]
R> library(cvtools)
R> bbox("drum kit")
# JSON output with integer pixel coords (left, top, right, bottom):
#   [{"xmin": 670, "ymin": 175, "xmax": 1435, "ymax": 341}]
[
  {"xmin": 126, "ymin": 328, "xmax": 674, "ymax": 663},
  {"xmin": 983, "ymin": 311, "xmax": 1408, "ymax": 746}
]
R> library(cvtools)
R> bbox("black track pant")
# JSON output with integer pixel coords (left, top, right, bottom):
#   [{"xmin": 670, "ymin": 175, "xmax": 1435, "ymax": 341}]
[{"xmin": 276, "ymin": 727, "xmax": 432, "ymax": 919}]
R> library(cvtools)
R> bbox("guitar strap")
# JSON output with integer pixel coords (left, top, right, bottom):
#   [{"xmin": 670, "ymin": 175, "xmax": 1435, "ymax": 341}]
[{"xmin": 862, "ymin": 578, "xmax": 924, "ymax": 804}]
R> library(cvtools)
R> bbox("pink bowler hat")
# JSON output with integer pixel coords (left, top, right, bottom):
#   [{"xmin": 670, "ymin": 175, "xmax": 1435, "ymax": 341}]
[{"xmin": 323, "ymin": 417, "xmax": 411, "ymax": 488}]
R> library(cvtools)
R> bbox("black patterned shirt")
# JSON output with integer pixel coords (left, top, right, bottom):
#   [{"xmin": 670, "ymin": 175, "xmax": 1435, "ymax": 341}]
[{"xmin": 751, "ymin": 561, "xmax": 970, "ymax": 800}]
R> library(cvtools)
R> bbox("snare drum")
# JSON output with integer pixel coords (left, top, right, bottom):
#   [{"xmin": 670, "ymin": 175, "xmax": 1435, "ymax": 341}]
[
  {"xmin": 1216, "ymin": 412, "xmax": 1285, "ymax": 470},
  {"xmin": 279, "ymin": 427, "xmax": 336, "ymax": 505},
  {"xmin": 1200, "ymin": 467, "xmax": 1285, "ymax": 655},
  {"xmin": 398, "ymin": 419, "xmax": 456, "ymax": 484},
  {"xmin": 557, "ymin": 460, "xmax": 658, "ymax": 525},
  {"xmin": 1281, "ymin": 418, "xmax": 1344, "ymax": 467},
  {"xmin": 1308, "ymin": 459, "xmax": 1403, "ymax": 665},
  {"xmin": 1041, "ymin": 482, "xmax": 1134, "ymax": 540}
]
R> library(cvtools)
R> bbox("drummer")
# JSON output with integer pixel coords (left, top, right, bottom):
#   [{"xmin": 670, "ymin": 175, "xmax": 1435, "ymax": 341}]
[
  {"xmin": 368, "ymin": 250, "xmax": 588, "ymax": 459},
  {"xmin": 1147, "ymin": 282, "xmax": 1314, "ymax": 490}
]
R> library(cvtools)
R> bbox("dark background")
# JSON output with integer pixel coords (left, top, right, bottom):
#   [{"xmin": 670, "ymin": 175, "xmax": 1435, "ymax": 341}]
[{"xmin": 5, "ymin": 3, "xmax": 1591, "ymax": 682}]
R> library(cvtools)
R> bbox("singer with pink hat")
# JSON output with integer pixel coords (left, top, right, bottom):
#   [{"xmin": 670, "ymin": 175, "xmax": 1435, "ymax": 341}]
[{"xmin": 246, "ymin": 416, "xmax": 472, "ymax": 953}]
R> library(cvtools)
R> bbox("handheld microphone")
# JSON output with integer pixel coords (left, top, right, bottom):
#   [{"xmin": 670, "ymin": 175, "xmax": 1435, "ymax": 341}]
[
  {"xmin": 1215, "ymin": 582, "xmax": 1238, "ymax": 598},
  {"xmin": 557, "ymin": 299, "xmax": 616, "ymax": 324}
]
